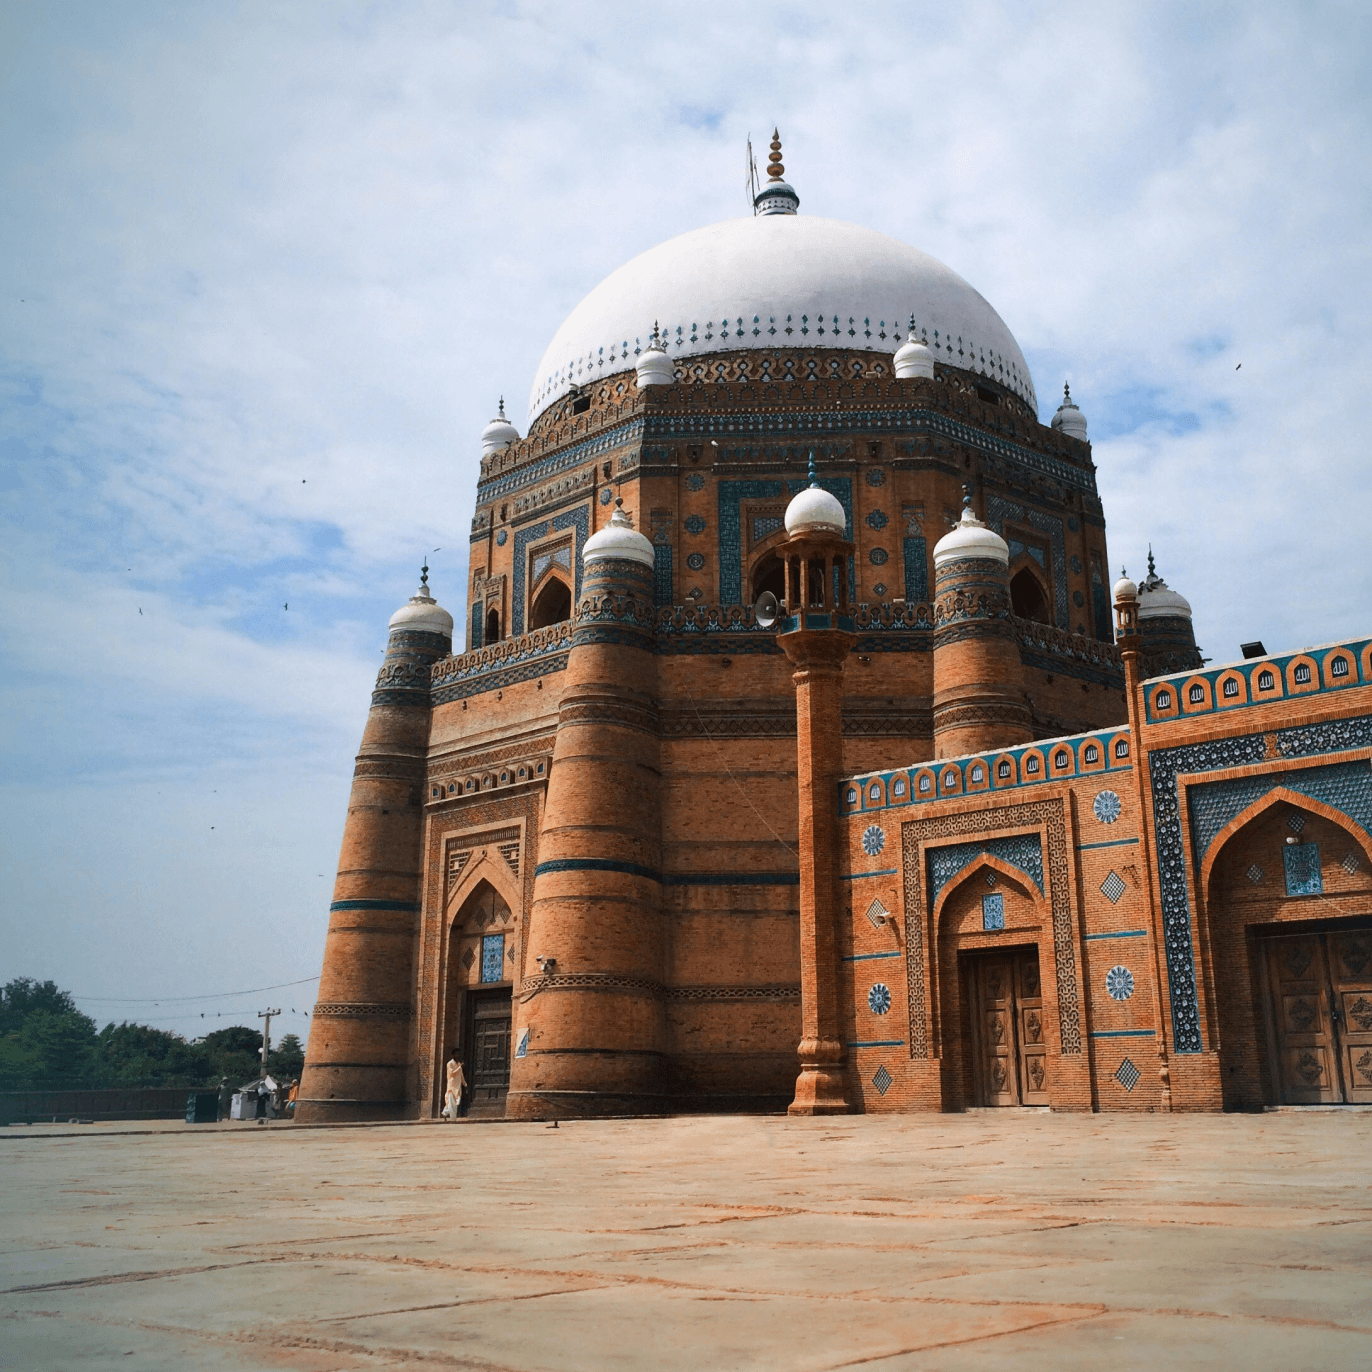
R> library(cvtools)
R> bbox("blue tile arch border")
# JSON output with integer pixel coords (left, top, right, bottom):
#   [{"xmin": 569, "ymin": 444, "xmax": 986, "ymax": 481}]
[
  {"xmin": 717, "ymin": 476, "xmax": 853, "ymax": 606},
  {"xmin": 1147, "ymin": 712, "xmax": 1372, "ymax": 1054},
  {"xmin": 512, "ymin": 503, "xmax": 590, "ymax": 636},
  {"xmin": 926, "ymin": 834, "xmax": 1045, "ymax": 902}
]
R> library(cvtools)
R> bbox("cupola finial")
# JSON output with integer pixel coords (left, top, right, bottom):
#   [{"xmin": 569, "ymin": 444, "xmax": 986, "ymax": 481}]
[
  {"xmin": 1147, "ymin": 545, "xmax": 1156, "ymax": 578},
  {"xmin": 767, "ymin": 129, "xmax": 784, "ymax": 182},
  {"xmin": 753, "ymin": 128, "xmax": 799, "ymax": 215},
  {"xmin": 808, "ymin": 449, "xmax": 819, "ymax": 487},
  {"xmin": 421, "ymin": 560, "xmax": 429, "ymax": 589}
]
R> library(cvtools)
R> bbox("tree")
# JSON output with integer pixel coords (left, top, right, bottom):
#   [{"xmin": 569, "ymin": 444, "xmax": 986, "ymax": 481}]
[
  {"xmin": 0, "ymin": 979, "xmax": 98, "ymax": 1089},
  {"xmin": 93, "ymin": 1022, "xmax": 216, "ymax": 1087},
  {"xmin": 199, "ymin": 1025, "xmax": 263, "ymax": 1086},
  {"xmin": 267, "ymin": 1032, "xmax": 304, "ymax": 1082}
]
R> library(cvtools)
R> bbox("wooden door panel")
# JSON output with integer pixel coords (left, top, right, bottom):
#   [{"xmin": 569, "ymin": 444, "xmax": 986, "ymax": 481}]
[
  {"xmin": 465, "ymin": 991, "xmax": 513, "ymax": 1115},
  {"xmin": 1329, "ymin": 931, "xmax": 1372, "ymax": 1104},
  {"xmin": 975, "ymin": 959, "xmax": 1018, "ymax": 1106},
  {"xmin": 1264, "ymin": 935, "xmax": 1339, "ymax": 1104},
  {"xmin": 1015, "ymin": 951, "xmax": 1049, "ymax": 1106}
]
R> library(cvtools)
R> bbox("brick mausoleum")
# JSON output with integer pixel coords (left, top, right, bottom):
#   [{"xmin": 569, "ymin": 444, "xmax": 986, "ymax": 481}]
[{"xmin": 298, "ymin": 137, "xmax": 1372, "ymax": 1122}]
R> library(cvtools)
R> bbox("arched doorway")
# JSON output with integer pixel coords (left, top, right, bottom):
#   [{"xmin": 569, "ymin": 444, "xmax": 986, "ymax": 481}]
[
  {"xmin": 529, "ymin": 575, "xmax": 572, "ymax": 630},
  {"xmin": 934, "ymin": 859, "xmax": 1053, "ymax": 1109},
  {"xmin": 1010, "ymin": 567, "xmax": 1051, "ymax": 623},
  {"xmin": 750, "ymin": 553, "xmax": 786, "ymax": 605},
  {"xmin": 1202, "ymin": 796, "xmax": 1372, "ymax": 1107},
  {"xmin": 447, "ymin": 879, "xmax": 515, "ymax": 1116}
]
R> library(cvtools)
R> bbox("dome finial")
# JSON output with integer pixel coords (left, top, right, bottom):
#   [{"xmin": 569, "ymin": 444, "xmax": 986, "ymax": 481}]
[
  {"xmin": 768, "ymin": 129, "xmax": 784, "ymax": 182},
  {"xmin": 1147, "ymin": 545, "xmax": 1156, "ymax": 579},
  {"xmin": 753, "ymin": 128, "xmax": 799, "ymax": 215},
  {"xmin": 1063, "ymin": 382, "xmax": 1071, "ymax": 404},
  {"xmin": 498, "ymin": 396, "xmax": 506, "ymax": 418},
  {"xmin": 421, "ymin": 559, "xmax": 429, "ymax": 589},
  {"xmin": 808, "ymin": 449, "xmax": 819, "ymax": 488}
]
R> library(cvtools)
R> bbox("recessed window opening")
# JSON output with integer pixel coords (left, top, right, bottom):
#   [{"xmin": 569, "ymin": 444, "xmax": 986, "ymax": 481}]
[
  {"xmin": 997, "ymin": 760, "xmax": 1012, "ymax": 778},
  {"xmin": 943, "ymin": 771, "xmax": 958, "ymax": 788},
  {"xmin": 1025, "ymin": 756, "xmax": 1041, "ymax": 775},
  {"xmin": 847, "ymin": 788, "xmax": 858, "ymax": 805},
  {"xmin": 1115, "ymin": 740, "xmax": 1130, "ymax": 758},
  {"xmin": 1084, "ymin": 744, "xmax": 1100, "ymax": 763},
  {"xmin": 975, "ymin": 385, "xmax": 999, "ymax": 406},
  {"xmin": 918, "ymin": 775, "xmax": 932, "ymax": 793},
  {"xmin": 1010, "ymin": 567, "xmax": 1051, "ymax": 623},
  {"xmin": 1331, "ymin": 657, "xmax": 1350, "ymax": 678},
  {"xmin": 1155, "ymin": 690, "xmax": 1172, "ymax": 709},
  {"xmin": 571, "ymin": 394, "xmax": 591, "ymax": 415},
  {"xmin": 485, "ymin": 607, "xmax": 500, "ymax": 644},
  {"xmin": 1189, "ymin": 684, "xmax": 1205, "ymax": 703},
  {"xmin": 970, "ymin": 765, "xmax": 985, "ymax": 782},
  {"xmin": 529, "ymin": 577, "xmax": 572, "ymax": 630},
  {"xmin": 1223, "ymin": 678, "xmax": 1240, "ymax": 698},
  {"xmin": 869, "ymin": 783, "xmax": 882, "ymax": 801},
  {"xmin": 893, "ymin": 778, "xmax": 907, "ymax": 797},
  {"xmin": 1258, "ymin": 670, "xmax": 1275, "ymax": 690},
  {"xmin": 1054, "ymin": 750, "xmax": 1070, "ymax": 769},
  {"xmin": 1294, "ymin": 663, "xmax": 1312, "ymax": 684}
]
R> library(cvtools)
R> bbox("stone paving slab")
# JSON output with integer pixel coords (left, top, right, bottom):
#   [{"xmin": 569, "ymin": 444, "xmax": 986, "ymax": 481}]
[{"xmin": 2, "ymin": 1111, "xmax": 1370, "ymax": 1369}]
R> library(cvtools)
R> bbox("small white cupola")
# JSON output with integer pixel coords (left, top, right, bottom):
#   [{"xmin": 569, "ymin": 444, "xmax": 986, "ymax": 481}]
[
  {"xmin": 582, "ymin": 498, "xmax": 655, "ymax": 568},
  {"xmin": 1136, "ymin": 548, "xmax": 1192, "ymax": 620},
  {"xmin": 893, "ymin": 316, "xmax": 936, "ymax": 380},
  {"xmin": 481, "ymin": 398, "xmax": 521, "ymax": 457},
  {"xmin": 932, "ymin": 486, "xmax": 1010, "ymax": 567},
  {"xmin": 784, "ymin": 453, "xmax": 846, "ymax": 536},
  {"xmin": 1050, "ymin": 382, "xmax": 1088, "ymax": 441},
  {"xmin": 388, "ymin": 564, "xmax": 454, "ymax": 638},
  {"xmin": 753, "ymin": 129, "xmax": 800, "ymax": 216},
  {"xmin": 1112, "ymin": 570, "xmax": 1138, "ymax": 604},
  {"xmin": 635, "ymin": 322, "xmax": 676, "ymax": 388}
]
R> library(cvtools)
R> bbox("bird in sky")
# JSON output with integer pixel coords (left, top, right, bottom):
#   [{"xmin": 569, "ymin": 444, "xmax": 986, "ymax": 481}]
[
  {"xmin": 138, "ymin": 608, "xmax": 143, "ymax": 615},
  {"xmin": 1236, "ymin": 363, "xmax": 1242, "ymax": 370}
]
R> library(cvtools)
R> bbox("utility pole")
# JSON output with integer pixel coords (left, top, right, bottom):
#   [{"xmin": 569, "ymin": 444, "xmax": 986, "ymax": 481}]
[{"xmin": 258, "ymin": 1007, "xmax": 281, "ymax": 1078}]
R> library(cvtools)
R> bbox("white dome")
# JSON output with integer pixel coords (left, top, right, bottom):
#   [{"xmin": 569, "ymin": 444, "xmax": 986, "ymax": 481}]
[
  {"xmin": 1050, "ymin": 383, "xmax": 1088, "ymax": 442},
  {"xmin": 933, "ymin": 502, "xmax": 1009, "ymax": 567},
  {"xmin": 481, "ymin": 399, "xmax": 520, "ymax": 457},
  {"xmin": 1112, "ymin": 574, "xmax": 1138, "ymax": 603},
  {"xmin": 388, "ymin": 574, "xmax": 454, "ymax": 638},
  {"xmin": 634, "ymin": 324, "xmax": 676, "ymax": 387},
  {"xmin": 1137, "ymin": 555, "xmax": 1192, "ymax": 620},
  {"xmin": 582, "ymin": 503, "xmax": 655, "ymax": 568},
  {"xmin": 893, "ymin": 325, "xmax": 935, "ymax": 380},
  {"xmin": 784, "ymin": 483, "xmax": 847, "ymax": 537},
  {"xmin": 527, "ymin": 215, "xmax": 1036, "ymax": 424}
]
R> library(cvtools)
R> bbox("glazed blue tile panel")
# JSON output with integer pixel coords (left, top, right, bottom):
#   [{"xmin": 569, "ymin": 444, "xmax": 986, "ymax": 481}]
[
  {"xmin": 1277, "ymin": 714, "xmax": 1372, "ymax": 759},
  {"xmin": 1283, "ymin": 842, "xmax": 1324, "ymax": 896},
  {"xmin": 1149, "ymin": 733, "xmax": 1268, "ymax": 1053},
  {"xmin": 927, "ymin": 834, "xmax": 1044, "ymax": 902},
  {"xmin": 987, "ymin": 495, "xmax": 1069, "ymax": 628},
  {"xmin": 982, "ymin": 893, "xmax": 1005, "ymax": 931},
  {"xmin": 511, "ymin": 503, "xmax": 590, "ymax": 635},
  {"xmin": 902, "ymin": 536, "xmax": 928, "ymax": 602},
  {"xmin": 1092, "ymin": 583, "xmax": 1112, "ymax": 642},
  {"xmin": 717, "ymin": 478, "xmax": 852, "ymax": 605},
  {"xmin": 653, "ymin": 543, "xmax": 673, "ymax": 607},
  {"xmin": 480, "ymin": 934, "xmax": 505, "ymax": 983},
  {"xmin": 1187, "ymin": 760, "xmax": 1372, "ymax": 865},
  {"xmin": 470, "ymin": 603, "xmax": 483, "ymax": 652}
]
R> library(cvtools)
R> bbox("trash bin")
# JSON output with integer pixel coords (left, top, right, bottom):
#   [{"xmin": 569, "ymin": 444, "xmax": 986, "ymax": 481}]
[
  {"xmin": 186, "ymin": 1091, "xmax": 219, "ymax": 1124},
  {"xmin": 230, "ymin": 1091, "xmax": 252, "ymax": 1120}
]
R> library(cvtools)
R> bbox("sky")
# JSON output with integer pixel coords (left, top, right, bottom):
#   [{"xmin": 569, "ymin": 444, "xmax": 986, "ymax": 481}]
[{"xmin": 2, "ymin": 1, "xmax": 1370, "ymax": 1040}]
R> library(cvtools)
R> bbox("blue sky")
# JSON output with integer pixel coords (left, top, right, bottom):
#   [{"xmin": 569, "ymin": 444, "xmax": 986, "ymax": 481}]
[{"xmin": 3, "ymin": 1, "xmax": 1370, "ymax": 1037}]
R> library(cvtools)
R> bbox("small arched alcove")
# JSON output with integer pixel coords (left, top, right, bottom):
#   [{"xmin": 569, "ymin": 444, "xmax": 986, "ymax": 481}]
[
  {"xmin": 485, "ymin": 606, "xmax": 501, "ymax": 644},
  {"xmin": 529, "ymin": 575, "xmax": 572, "ymax": 630},
  {"xmin": 1010, "ymin": 566, "xmax": 1051, "ymax": 623},
  {"xmin": 750, "ymin": 552, "xmax": 786, "ymax": 605}
]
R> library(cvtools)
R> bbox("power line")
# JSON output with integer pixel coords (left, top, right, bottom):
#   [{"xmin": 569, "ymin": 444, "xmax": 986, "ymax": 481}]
[{"xmin": 71, "ymin": 976, "xmax": 320, "ymax": 1004}]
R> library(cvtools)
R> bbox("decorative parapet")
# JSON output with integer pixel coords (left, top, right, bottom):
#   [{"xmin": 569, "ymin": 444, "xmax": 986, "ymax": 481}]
[
  {"xmin": 851, "ymin": 601, "xmax": 934, "ymax": 631},
  {"xmin": 429, "ymin": 621, "xmax": 573, "ymax": 704},
  {"xmin": 1013, "ymin": 615, "xmax": 1124, "ymax": 686}
]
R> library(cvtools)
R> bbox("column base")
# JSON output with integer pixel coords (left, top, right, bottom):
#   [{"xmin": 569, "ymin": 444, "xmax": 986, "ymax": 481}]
[{"xmin": 788, "ymin": 1041, "xmax": 850, "ymax": 1114}]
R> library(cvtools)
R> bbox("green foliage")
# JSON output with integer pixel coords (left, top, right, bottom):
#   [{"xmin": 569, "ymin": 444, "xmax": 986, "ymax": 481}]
[
  {"xmin": 0, "ymin": 980, "xmax": 98, "ymax": 1089},
  {"xmin": 267, "ymin": 1032, "xmax": 304, "ymax": 1082},
  {"xmin": 0, "ymin": 978, "xmax": 292, "ymax": 1091}
]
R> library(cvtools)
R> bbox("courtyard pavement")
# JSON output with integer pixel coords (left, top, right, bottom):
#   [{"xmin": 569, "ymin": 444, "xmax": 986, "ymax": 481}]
[{"xmin": 2, "ymin": 1110, "xmax": 1370, "ymax": 1370}]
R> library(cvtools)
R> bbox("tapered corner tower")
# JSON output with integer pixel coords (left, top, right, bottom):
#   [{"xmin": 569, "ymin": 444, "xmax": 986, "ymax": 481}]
[
  {"xmin": 931, "ymin": 486, "xmax": 1032, "ymax": 759},
  {"xmin": 505, "ymin": 502, "xmax": 668, "ymax": 1119},
  {"xmin": 296, "ymin": 570, "xmax": 452, "ymax": 1123}
]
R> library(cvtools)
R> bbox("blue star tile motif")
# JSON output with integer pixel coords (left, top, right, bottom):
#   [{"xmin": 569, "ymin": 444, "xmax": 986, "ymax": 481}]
[
  {"xmin": 495, "ymin": 529, "xmax": 508, "ymax": 546},
  {"xmin": 686, "ymin": 552, "xmax": 704, "ymax": 571},
  {"xmin": 868, "ymin": 983, "xmax": 891, "ymax": 1015},
  {"xmin": 861, "ymin": 825, "xmax": 885, "ymax": 856},
  {"xmin": 1093, "ymin": 790, "xmax": 1121, "ymax": 824},
  {"xmin": 684, "ymin": 515, "xmax": 706, "ymax": 535},
  {"xmin": 865, "ymin": 509, "xmax": 888, "ymax": 530},
  {"xmin": 1105, "ymin": 965, "xmax": 1135, "ymax": 1001},
  {"xmin": 599, "ymin": 487, "xmax": 613, "ymax": 505},
  {"xmin": 866, "ymin": 469, "xmax": 886, "ymax": 487},
  {"xmin": 685, "ymin": 473, "xmax": 705, "ymax": 491},
  {"xmin": 869, "ymin": 548, "xmax": 888, "ymax": 565}
]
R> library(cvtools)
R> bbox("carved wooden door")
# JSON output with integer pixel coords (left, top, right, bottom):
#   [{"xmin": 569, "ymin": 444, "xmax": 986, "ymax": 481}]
[
  {"xmin": 1016, "ymin": 953, "xmax": 1050, "ymax": 1106},
  {"xmin": 465, "ymin": 989, "xmax": 513, "ymax": 1116},
  {"xmin": 974, "ymin": 958, "xmax": 1018, "ymax": 1105},
  {"xmin": 1263, "ymin": 933, "xmax": 1342, "ymax": 1104},
  {"xmin": 1328, "ymin": 929, "xmax": 1372, "ymax": 1103}
]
